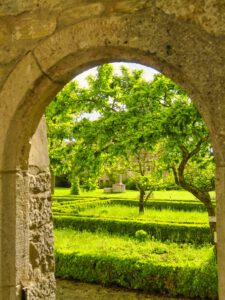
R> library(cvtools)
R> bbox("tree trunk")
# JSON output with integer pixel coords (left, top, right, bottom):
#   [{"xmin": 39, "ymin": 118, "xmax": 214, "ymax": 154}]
[
  {"xmin": 139, "ymin": 189, "xmax": 145, "ymax": 214},
  {"xmin": 205, "ymin": 201, "xmax": 216, "ymax": 246},
  {"xmin": 171, "ymin": 143, "xmax": 216, "ymax": 246}
]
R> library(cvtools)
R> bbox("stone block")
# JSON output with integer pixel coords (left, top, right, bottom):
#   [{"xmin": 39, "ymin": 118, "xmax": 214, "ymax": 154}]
[
  {"xmin": 29, "ymin": 117, "xmax": 50, "ymax": 169},
  {"xmin": 112, "ymin": 183, "xmax": 126, "ymax": 193},
  {"xmin": 12, "ymin": 13, "xmax": 56, "ymax": 40},
  {"xmin": 58, "ymin": 3, "xmax": 105, "ymax": 27}
]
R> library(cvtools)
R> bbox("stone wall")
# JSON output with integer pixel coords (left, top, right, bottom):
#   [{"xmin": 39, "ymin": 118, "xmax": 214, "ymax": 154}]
[{"xmin": 27, "ymin": 118, "xmax": 55, "ymax": 299}]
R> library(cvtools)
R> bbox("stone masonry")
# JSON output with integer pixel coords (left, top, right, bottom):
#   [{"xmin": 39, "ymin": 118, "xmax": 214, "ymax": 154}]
[
  {"xmin": 28, "ymin": 118, "xmax": 55, "ymax": 299},
  {"xmin": 1, "ymin": 1, "xmax": 225, "ymax": 299}
]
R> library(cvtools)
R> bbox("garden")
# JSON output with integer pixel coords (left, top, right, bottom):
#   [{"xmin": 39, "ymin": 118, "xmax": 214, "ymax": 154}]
[
  {"xmin": 47, "ymin": 63, "xmax": 218, "ymax": 299},
  {"xmin": 53, "ymin": 188, "xmax": 217, "ymax": 299}
]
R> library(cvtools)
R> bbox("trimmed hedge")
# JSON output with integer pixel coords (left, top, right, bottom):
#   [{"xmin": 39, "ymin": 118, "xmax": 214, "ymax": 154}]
[
  {"xmin": 53, "ymin": 215, "xmax": 211, "ymax": 244},
  {"xmin": 55, "ymin": 250, "xmax": 217, "ymax": 299},
  {"xmin": 110, "ymin": 199, "xmax": 211, "ymax": 212},
  {"xmin": 53, "ymin": 200, "xmax": 111, "ymax": 214},
  {"xmin": 53, "ymin": 197, "xmax": 215, "ymax": 212}
]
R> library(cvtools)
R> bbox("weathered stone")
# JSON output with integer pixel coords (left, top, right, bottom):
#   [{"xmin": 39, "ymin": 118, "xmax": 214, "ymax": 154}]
[
  {"xmin": 27, "ymin": 118, "xmax": 55, "ymax": 298},
  {"xmin": 0, "ymin": 20, "xmax": 9, "ymax": 44},
  {"xmin": 29, "ymin": 116, "xmax": 50, "ymax": 168},
  {"xmin": 58, "ymin": 3, "xmax": 105, "ymax": 27},
  {"xmin": 114, "ymin": 0, "xmax": 147, "ymax": 13},
  {"xmin": 155, "ymin": 0, "xmax": 225, "ymax": 36},
  {"xmin": 12, "ymin": 13, "xmax": 56, "ymax": 40}
]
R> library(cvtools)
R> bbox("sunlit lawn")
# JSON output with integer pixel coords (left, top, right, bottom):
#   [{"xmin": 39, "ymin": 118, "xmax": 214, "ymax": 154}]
[
  {"xmin": 75, "ymin": 204, "xmax": 208, "ymax": 224},
  {"xmin": 54, "ymin": 229, "xmax": 213, "ymax": 265},
  {"xmin": 53, "ymin": 187, "xmax": 215, "ymax": 202}
]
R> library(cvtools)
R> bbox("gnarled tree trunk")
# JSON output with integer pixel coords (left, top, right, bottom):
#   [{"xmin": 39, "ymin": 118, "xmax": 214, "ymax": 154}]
[{"xmin": 171, "ymin": 140, "xmax": 216, "ymax": 246}]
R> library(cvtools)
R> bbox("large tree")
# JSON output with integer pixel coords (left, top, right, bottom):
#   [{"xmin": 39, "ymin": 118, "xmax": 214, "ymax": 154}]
[
  {"xmin": 159, "ymin": 92, "xmax": 216, "ymax": 243},
  {"xmin": 69, "ymin": 64, "xmax": 163, "ymax": 211},
  {"xmin": 46, "ymin": 65, "xmax": 216, "ymax": 234}
]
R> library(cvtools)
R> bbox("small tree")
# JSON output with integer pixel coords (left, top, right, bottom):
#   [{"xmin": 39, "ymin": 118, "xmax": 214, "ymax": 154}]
[
  {"xmin": 71, "ymin": 176, "xmax": 80, "ymax": 195},
  {"xmin": 127, "ymin": 148, "xmax": 161, "ymax": 214}
]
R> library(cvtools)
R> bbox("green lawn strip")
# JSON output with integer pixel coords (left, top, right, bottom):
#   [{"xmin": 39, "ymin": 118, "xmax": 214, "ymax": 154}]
[
  {"xmin": 53, "ymin": 188, "xmax": 215, "ymax": 202},
  {"xmin": 53, "ymin": 215, "xmax": 211, "ymax": 244},
  {"xmin": 73, "ymin": 205, "xmax": 208, "ymax": 224},
  {"xmin": 53, "ymin": 201, "xmax": 209, "ymax": 225},
  {"xmin": 54, "ymin": 229, "xmax": 217, "ymax": 299}
]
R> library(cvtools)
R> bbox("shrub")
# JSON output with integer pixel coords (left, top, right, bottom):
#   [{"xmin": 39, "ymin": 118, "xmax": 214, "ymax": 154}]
[
  {"xmin": 124, "ymin": 178, "xmax": 138, "ymax": 190},
  {"xmin": 135, "ymin": 230, "xmax": 148, "ymax": 242},
  {"xmin": 70, "ymin": 177, "xmax": 80, "ymax": 195},
  {"xmin": 82, "ymin": 178, "xmax": 98, "ymax": 191},
  {"xmin": 55, "ymin": 249, "xmax": 217, "ymax": 298}
]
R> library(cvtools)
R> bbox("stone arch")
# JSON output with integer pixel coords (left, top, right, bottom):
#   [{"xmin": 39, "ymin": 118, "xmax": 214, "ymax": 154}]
[{"xmin": 0, "ymin": 9, "xmax": 225, "ymax": 300}]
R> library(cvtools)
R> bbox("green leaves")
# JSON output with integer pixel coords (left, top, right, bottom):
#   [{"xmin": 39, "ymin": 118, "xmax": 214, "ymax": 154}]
[{"xmin": 46, "ymin": 63, "xmax": 215, "ymax": 205}]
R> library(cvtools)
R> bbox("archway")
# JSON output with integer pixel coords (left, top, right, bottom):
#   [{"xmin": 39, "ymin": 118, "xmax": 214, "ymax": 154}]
[{"xmin": 0, "ymin": 10, "xmax": 225, "ymax": 300}]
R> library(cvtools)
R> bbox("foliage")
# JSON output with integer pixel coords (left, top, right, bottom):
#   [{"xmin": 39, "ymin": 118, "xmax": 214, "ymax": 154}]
[
  {"xmin": 54, "ymin": 215, "xmax": 211, "ymax": 244},
  {"xmin": 46, "ymin": 64, "xmax": 216, "ymax": 222},
  {"xmin": 54, "ymin": 229, "xmax": 217, "ymax": 298},
  {"xmin": 135, "ymin": 230, "xmax": 148, "ymax": 242},
  {"xmin": 70, "ymin": 177, "xmax": 80, "ymax": 195},
  {"xmin": 46, "ymin": 65, "xmax": 164, "ymax": 212},
  {"xmin": 159, "ymin": 93, "xmax": 216, "ymax": 243},
  {"xmin": 82, "ymin": 178, "xmax": 98, "ymax": 191},
  {"xmin": 54, "ymin": 204, "xmax": 208, "ymax": 224},
  {"xmin": 45, "ymin": 81, "xmax": 81, "ymax": 178},
  {"xmin": 53, "ymin": 188, "xmax": 217, "ymax": 297}
]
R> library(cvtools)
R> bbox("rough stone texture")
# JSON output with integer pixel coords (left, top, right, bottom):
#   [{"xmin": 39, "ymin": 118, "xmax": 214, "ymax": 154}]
[
  {"xmin": 0, "ymin": 1, "xmax": 225, "ymax": 299},
  {"xmin": 28, "ymin": 166, "xmax": 55, "ymax": 300},
  {"xmin": 27, "ymin": 118, "xmax": 55, "ymax": 299}
]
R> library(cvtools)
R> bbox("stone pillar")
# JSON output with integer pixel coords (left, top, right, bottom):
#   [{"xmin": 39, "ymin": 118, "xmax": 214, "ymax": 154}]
[
  {"xmin": 27, "ymin": 117, "xmax": 55, "ymax": 299},
  {"xmin": 216, "ymin": 166, "xmax": 225, "ymax": 300},
  {"xmin": 0, "ymin": 169, "xmax": 30, "ymax": 300}
]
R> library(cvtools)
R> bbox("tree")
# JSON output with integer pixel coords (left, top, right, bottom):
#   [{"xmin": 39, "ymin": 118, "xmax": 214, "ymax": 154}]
[
  {"xmin": 158, "ymin": 84, "xmax": 216, "ymax": 243},
  {"xmin": 69, "ymin": 64, "xmax": 163, "ymax": 212},
  {"xmin": 46, "ymin": 65, "xmax": 216, "ymax": 235},
  {"xmin": 125, "ymin": 148, "xmax": 162, "ymax": 213}
]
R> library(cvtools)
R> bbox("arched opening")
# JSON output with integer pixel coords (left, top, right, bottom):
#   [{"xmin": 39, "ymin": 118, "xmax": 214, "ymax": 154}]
[
  {"xmin": 48, "ymin": 61, "xmax": 216, "ymax": 298},
  {"xmin": 0, "ymin": 12, "xmax": 225, "ymax": 299}
]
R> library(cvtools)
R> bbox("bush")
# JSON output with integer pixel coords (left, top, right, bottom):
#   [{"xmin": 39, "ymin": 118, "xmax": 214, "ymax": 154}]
[
  {"xmin": 55, "ymin": 250, "xmax": 217, "ymax": 298},
  {"xmin": 135, "ymin": 230, "xmax": 148, "ymax": 242},
  {"xmin": 71, "ymin": 177, "xmax": 80, "ymax": 195},
  {"xmin": 124, "ymin": 178, "xmax": 138, "ymax": 190},
  {"xmin": 82, "ymin": 178, "xmax": 98, "ymax": 191}
]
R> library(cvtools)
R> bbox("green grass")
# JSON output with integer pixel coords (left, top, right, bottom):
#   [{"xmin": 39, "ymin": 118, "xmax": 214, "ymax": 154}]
[
  {"xmin": 54, "ymin": 215, "xmax": 211, "ymax": 244},
  {"xmin": 54, "ymin": 229, "xmax": 212, "ymax": 263},
  {"xmin": 53, "ymin": 187, "xmax": 215, "ymax": 202},
  {"xmin": 53, "ymin": 188, "xmax": 139, "ymax": 199},
  {"xmin": 73, "ymin": 204, "xmax": 208, "ymax": 224},
  {"xmin": 53, "ymin": 188, "xmax": 217, "ymax": 297},
  {"xmin": 54, "ymin": 229, "xmax": 217, "ymax": 298}
]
